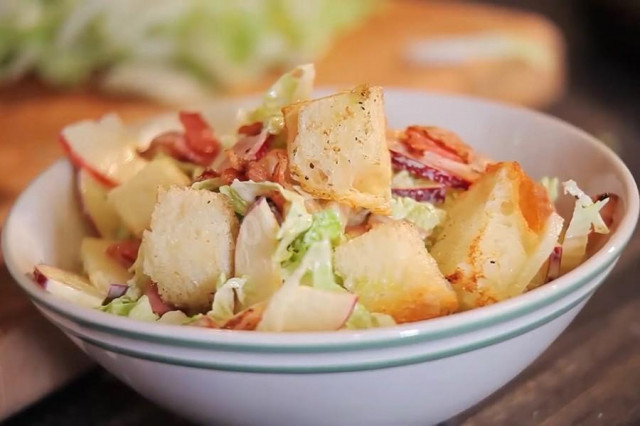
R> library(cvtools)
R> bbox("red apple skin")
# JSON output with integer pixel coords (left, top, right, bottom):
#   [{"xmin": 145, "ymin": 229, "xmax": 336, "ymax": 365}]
[
  {"xmin": 392, "ymin": 187, "xmax": 447, "ymax": 203},
  {"xmin": 179, "ymin": 111, "xmax": 221, "ymax": 160},
  {"xmin": 60, "ymin": 134, "xmax": 118, "ymax": 187},
  {"xmin": 390, "ymin": 150, "xmax": 469, "ymax": 189},
  {"xmin": 33, "ymin": 267, "xmax": 47, "ymax": 288},
  {"xmin": 336, "ymin": 295, "xmax": 359, "ymax": 330}
]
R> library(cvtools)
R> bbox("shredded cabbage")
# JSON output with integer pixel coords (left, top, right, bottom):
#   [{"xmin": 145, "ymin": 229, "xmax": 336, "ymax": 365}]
[
  {"xmin": 390, "ymin": 196, "xmax": 446, "ymax": 235},
  {"xmin": 1, "ymin": 1, "xmax": 377, "ymax": 103},
  {"xmin": 240, "ymin": 63, "xmax": 315, "ymax": 134},
  {"xmin": 540, "ymin": 176, "xmax": 560, "ymax": 202},
  {"xmin": 286, "ymin": 209, "xmax": 344, "ymax": 267},
  {"xmin": 560, "ymin": 180, "xmax": 610, "ymax": 274},
  {"xmin": 208, "ymin": 276, "xmax": 247, "ymax": 323}
]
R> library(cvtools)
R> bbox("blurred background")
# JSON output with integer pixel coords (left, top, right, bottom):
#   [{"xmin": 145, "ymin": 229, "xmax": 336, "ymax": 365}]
[{"xmin": 0, "ymin": 0, "xmax": 638, "ymax": 424}]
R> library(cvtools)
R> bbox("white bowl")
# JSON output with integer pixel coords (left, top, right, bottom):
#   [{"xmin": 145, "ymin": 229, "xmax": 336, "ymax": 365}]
[{"xmin": 3, "ymin": 90, "xmax": 638, "ymax": 426}]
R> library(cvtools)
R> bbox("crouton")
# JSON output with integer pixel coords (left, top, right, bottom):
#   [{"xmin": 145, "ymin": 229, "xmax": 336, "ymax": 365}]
[
  {"xmin": 334, "ymin": 221, "xmax": 458, "ymax": 323},
  {"xmin": 430, "ymin": 162, "xmax": 563, "ymax": 309},
  {"xmin": 284, "ymin": 85, "xmax": 392, "ymax": 214},
  {"xmin": 141, "ymin": 187, "xmax": 238, "ymax": 311}
]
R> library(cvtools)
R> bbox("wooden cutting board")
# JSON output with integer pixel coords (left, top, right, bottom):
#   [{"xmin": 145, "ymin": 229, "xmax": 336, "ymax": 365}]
[{"xmin": 0, "ymin": 0, "xmax": 565, "ymax": 419}]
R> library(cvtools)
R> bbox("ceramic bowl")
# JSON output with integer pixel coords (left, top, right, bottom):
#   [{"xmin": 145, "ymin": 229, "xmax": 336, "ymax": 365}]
[{"xmin": 3, "ymin": 90, "xmax": 638, "ymax": 426}]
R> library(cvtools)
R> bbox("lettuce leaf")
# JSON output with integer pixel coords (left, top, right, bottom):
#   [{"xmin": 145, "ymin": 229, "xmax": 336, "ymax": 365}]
[
  {"xmin": 240, "ymin": 63, "xmax": 315, "ymax": 134},
  {"xmin": 219, "ymin": 180, "xmax": 313, "ymax": 260},
  {"xmin": 344, "ymin": 304, "xmax": 396, "ymax": 329},
  {"xmin": 208, "ymin": 276, "xmax": 247, "ymax": 324},
  {"xmin": 157, "ymin": 310, "xmax": 190, "ymax": 325},
  {"xmin": 560, "ymin": 180, "xmax": 610, "ymax": 274},
  {"xmin": 100, "ymin": 295, "xmax": 138, "ymax": 316},
  {"xmin": 286, "ymin": 209, "xmax": 344, "ymax": 266},
  {"xmin": 540, "ymin": 176, "xmax": 560, "ymax": 202},
  {"xmin": 390, "ymin": 196, "xmax": 446, "ymax": 235}
]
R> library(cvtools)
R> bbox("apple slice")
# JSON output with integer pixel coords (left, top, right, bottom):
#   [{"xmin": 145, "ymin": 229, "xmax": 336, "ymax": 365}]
[
  {"xmin": 235, "ymin": 198, "xmax": 281, "ymax": 309},
  {"xmin": 33, "ymin": 265, "xmax": 104, "ymax": 308},
  {"xmin": 390, "ymin": 149, "xmax": 469, "ymax": 189},
  {"xmin": 60, "ymin": 114, "xmax": 147, "ymax": 186},
  {"xmin": 257, "ymin": 286, "xmax": 357, "ymax": 332},
  {"xmin": 80, "ymin": 238, "xmax": 132, "ymax": 294},
  {"xmin": 77, "ymin": 169, "xmax": 123, "ymax": 239},
  {"xmin": 107, "ymin": 158, "xmax": 190, "ymax": 236}
]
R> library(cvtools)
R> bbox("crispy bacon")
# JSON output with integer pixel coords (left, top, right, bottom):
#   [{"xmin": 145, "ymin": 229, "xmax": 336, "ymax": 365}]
[
  {"xmin": 106, "ymin": 239, "xmax": 141, "ymax": 269},
  {"xmin": 179, "ymin": 111, "xmax": 221, "ymax": 159},
  {"xmin": 140, "ymin": 132, "xmax": 213, "ymax": 166},
  {"xmin": 238, "ymin": 121, "xmax": 263, "ymax": 136},
  {"xmin": 245, "ymin": 160, "xmax": 270, "ymax": 182},
  {"xmin": 144, "ymin": 283, "xmax": 173, "ymax": 316},
  {"xmin": 403, "ymin": 126, "xmax": 469, "ymax": 163},
  {"xmin": 220, "ymin": 168, "xmax": 244, "ymax": 185},
  {"xmin": 193, "ymin": 168, "xmax": 220, "ymax": 183}
]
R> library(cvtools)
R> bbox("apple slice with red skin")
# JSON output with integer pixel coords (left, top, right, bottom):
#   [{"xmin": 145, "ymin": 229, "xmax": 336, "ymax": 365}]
[
  {"xmin": 77, "ymin": 169, "xmax": 123, "ymax": 239},
  {"xmin": 33, "ymin": 265, "xmax": 104, "ymax": 308},
  {"xmin": 390, "ymin": 149, "xmax": 469, "ymax": 189},
  {"xmin": 60, "ymin": 114, "xmax": 147, "ymax": 186},
  {"xmin": 257, "ymin": 286, "xmax": 357, "ymax": 332}
]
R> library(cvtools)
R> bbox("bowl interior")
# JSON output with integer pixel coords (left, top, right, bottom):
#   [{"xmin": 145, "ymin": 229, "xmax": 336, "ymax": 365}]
[{"xmin": 2, "ymin": 89, "xmax": 638, "ymax": 345}]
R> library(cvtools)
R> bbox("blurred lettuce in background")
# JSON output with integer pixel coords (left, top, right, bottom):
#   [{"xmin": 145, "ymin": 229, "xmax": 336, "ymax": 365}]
[{"xmin": 0, "ymin": 0, "xmax": 377, "ymax": 103}]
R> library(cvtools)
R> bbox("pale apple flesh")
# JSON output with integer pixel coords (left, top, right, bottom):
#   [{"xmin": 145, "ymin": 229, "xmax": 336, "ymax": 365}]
[
  {"xmin": 257, "ymin": 286, "xmax": 357, "ymax": 332},
  {"xmin": 60, "ymin": 114, "xmax": 147, "ymax": 185},
  {"xmin": 33, "ymin": 265, "xmax": 104, "ymax": 308},
  {"xmin": 77, "ymin": 169, "xmax": 124, "ymax": 239},
  {"xmin": 80, "ymin": 237, "xmax": 132, "ymax": 294}
]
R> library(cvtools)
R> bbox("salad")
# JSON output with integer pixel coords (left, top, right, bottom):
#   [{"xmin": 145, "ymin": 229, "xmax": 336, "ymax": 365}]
[{"xmin": 32, "ymin": 64, "xmax": 617, "ymax": 332}]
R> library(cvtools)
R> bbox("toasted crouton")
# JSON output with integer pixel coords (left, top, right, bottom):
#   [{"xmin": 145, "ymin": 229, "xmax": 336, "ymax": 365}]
[
  {"xmin": 334, "ymin": 221, "xmax": 458, "ymax": 323},
  {"xmin": 284, "ymin": 85, "xmax": 392, "ymax": 214},
  {"xmin": 430, "ymin": 162, "xmax": 563, "ymax": 309},
  {"xmin": 141, "ymin": 187, "xmax": 238, "ymax": 311}
]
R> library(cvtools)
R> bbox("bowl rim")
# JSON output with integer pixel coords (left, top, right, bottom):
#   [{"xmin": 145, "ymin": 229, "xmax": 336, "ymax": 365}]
[{"xmin": 3, "ymin": 89, "xmax": 639, "ymax": 352}]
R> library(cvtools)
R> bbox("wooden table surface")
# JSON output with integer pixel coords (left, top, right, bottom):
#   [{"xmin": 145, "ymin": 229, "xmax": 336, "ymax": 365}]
[{"xmin": 2, "ymin": 1, "xmax": 640, "ymax": 425}]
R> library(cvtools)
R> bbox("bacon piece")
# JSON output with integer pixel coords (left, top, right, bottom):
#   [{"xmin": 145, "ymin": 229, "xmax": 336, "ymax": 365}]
[
  {"xmin": 238, "ymin": 121, "xmax": 263, "ymax": 136},
  {"xmin": 106, "ymin": 239, "xmax": 141, "ymax": 269},
  {"xmin": 403, "ymin": 126, "xmax": 469, "ymax": 163},
  {"xmin": 144, "ymin": 283, "xmax": 173, "ymax": 316},
  {"xmin": 220, "ymin": 168, "xmax": 244, "ymax": 185},
  {"xmin": 179, "ymin": 111, "xmax": 221, "ymax": 160},
  {"xmin": 193, "ymin": 168, "xmax": 220, "ymax": 183},
  {"xmin": 140, "ymin": 131, "xmax": 213, "ymax": 166}
]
